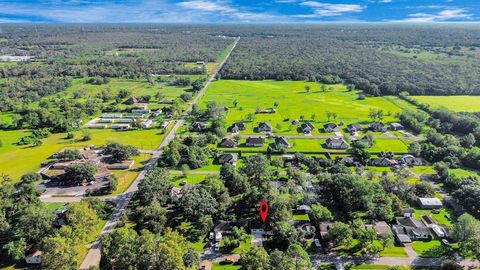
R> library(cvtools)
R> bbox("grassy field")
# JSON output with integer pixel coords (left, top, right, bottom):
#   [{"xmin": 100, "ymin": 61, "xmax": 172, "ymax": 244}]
[
  {"xmin": 411, "ymin": 96, "xmax": 480, "ymax": 112},
  {"xmin": 170, "ymin": 173, "xmax": 210, "ymax": 187},
  {"xmin": 0, "ymin": 124, "xmax": 171, "ymax": 181},
  {"xmin": 412, "ymin": 240, "xmax": 450, "ymax": 258},
  {"xmin": 111, "ymin": 154, "xmax": 151, "ymax": 194},
  {"xmin": 379, "ymin": 245, "xmax": 408, "ymax": 257},
  {"xmin": 201, "ymin": 80, "xmax": 409, "ymax": 135},
  {"xmin": 211, "ymin": 263, "xmax": 241, "ymax": 270}
]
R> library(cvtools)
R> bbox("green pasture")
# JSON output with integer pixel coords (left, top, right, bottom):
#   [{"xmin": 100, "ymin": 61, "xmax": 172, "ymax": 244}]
[
  {"xmin": 0, "ymin": 125, "xmax": 170, "ymax": 181},
  {"xmin": 201, "ymin": 80, "xmax": 409, "ymax": 135},
  {"xmin": 411, "ymin": 96, "xmax": 480, "ymax": 112}
]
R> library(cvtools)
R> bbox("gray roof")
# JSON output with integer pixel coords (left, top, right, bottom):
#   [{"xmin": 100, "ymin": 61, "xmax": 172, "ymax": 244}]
[{"xmin": 246, "ymin": 137, "xmax": 264, "ymax": 144}]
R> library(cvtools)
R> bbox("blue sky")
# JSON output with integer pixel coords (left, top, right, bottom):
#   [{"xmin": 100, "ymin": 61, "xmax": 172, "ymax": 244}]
[{"xmin": 0, "ymin": 0, "xmax": 479, "ymax": 23}]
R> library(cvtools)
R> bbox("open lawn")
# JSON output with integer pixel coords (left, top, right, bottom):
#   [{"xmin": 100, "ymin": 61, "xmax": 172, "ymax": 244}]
[
  {"xmin": 212, "ymin": 263, "xmax": 241, "ymax": 270},
  {"xmin": 0, "ymin": 125, "xmax": 171, "ymax": 181},
  {"xmin": 170, "ymin": 174, "xmax": 209, "ymax": 187},
  {"xmin": 449, "ymin": 168, "xmax": 479, "ymax": 178},
  {"xmin": 411, "ymin": 166, "xmax": 437, "ymax": 175},
  {"xmin": 370, "ymin": 138, "xmax": 409, "ymax": 153},
  {"xmin": 411, "ymin": 96, "xmax": 480, "ymax": 112},
  {"xmin": 379, "ymin": 245, "xmax": 408, "ymax": 257},
  {"xmin": 45, "ymin": 202, "xmax": 66, "ymax": 212},
  {"xmin": 111, "ymin": 154, "xmax": 151, "ymax": 194},
  {"xmin": 201, "ymin": 80, "xmax": 410, "ymax": 135},
  {"xmin": 412, "ymin": 240, "xmax": 451, "ymax": 258}
]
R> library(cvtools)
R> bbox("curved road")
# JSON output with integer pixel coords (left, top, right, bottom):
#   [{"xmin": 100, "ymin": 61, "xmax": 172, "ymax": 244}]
[{"xmin": 79, "ymin": 37, "xmax": 240, "ymax": 270}]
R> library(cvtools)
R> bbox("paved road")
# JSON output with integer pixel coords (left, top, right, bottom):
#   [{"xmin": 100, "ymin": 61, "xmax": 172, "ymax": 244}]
[{"xmin": 79, "ymin": 37, "xmax": 240, "ymax": 270}]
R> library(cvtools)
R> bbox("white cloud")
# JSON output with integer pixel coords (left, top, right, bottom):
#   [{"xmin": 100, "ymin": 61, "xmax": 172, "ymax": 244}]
[
  {"xmin": 300, "ymin": 1, "xmax": 364, "ymax": 16},
  {"xmin": 177, "ymin": 0, "xmax": 277, "ymax": 21},
  {"xmin": 402, "ymin": 8, "xmax": 472, "ymax": 22},
  {"xmin": 177, "ymin": 0, "xmax": 236, "ymax": 13}
]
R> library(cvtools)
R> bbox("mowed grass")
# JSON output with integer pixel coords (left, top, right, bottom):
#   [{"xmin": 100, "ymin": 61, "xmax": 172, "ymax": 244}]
[
  {"xmin": 379, "ymin": 245, "xmax": 408, "ymax": 257},
  {"xmin": 412, "ymin": 96, "xmax": 480, "ymax": 112},
  {"xmin": 201, "ymin": 80, "xmax": 408, "ymax": 135},
  {"xmin": 0, "ymin": 126, "xmax": 170, "ymax": 181}
]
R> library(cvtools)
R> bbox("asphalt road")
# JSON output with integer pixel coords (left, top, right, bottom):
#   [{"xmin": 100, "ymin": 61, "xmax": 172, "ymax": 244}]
[{"xmin": 79, "ymin": 37, "xmax": 240, "ymax": 270}]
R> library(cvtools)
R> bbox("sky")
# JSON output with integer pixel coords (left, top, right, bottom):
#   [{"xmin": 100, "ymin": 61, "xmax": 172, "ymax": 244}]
[{"xmin": 0, "ymin": 0, "xmax": 479, "ymax": 24}]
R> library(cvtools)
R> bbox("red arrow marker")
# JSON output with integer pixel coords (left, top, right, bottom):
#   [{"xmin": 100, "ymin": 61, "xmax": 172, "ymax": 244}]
[{"xmin": 259, "ymin": 200, "xmax": 269, "ymax": 223}]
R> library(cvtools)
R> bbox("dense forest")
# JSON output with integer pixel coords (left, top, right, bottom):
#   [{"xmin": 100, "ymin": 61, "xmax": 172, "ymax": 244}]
[{"xmin": 218, "ymin": 24, "xmax": 480, "ymax": 96}]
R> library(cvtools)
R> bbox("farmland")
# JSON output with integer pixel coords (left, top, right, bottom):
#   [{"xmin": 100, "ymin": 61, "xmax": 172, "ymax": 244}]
[
  {"xmin": 411, "ymin": 96, "xmax": 480, "ymax": 112},
  {"xmin": 201, "ymin": 80, "xmax": 409, "ymax": 134}
]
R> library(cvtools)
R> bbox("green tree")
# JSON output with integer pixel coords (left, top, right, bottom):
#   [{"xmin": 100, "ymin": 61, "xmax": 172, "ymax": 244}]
[
  {"xmin": 65, "ymin": 201, "xmax": 100, "ymax": 241},
  {"xmin": 285, "ymin": 244, "xmax": 312, "ymax": 270},
  {"xmin": 64, "ymin": 162, "xmax": 98, "ymax": 183},
  {"xmin": 240, "ymin": 247, "xmax": 271, "ymax": 270},
  {"xmin": 310, "ymin": 204, "xmax": 333, "ymax": 221},
  {"xmin": 6, "ymin": 238, "xmax": 27, "ymax": 261},
  {"xmin": 327, "ymin": 222, "xmax": 353, "ymax": 247},
  {"xmin": 42, "ymin": 235, "xmax": 77, "ymax": 270},
  {"xmin": 137, "ymin": 167, "xmax": 172, "ymax": 206},
  {"xmin": 451, "ymin": 213, "xmax": 480, "ymax": 259},
  {"xmin": 136, "ymin": 201, "xmax": 167, "ymax": 234},
  {"xmin": 104, "ymin": 142, "xmax": 140, "ymax": 162}
]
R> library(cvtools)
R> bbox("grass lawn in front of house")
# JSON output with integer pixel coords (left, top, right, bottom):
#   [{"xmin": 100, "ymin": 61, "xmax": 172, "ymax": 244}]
[{"xmin": 412, "ymin": 240, "xmax": 451, "ymax": 258}]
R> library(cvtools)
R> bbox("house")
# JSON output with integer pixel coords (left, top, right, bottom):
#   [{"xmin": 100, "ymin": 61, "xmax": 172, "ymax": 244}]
[
  {"xmin": 401, "ymin": 154, "xmax": 423, "ymax": 166},
  {"xmin": 390, "ymin": 122, "xmax": 405, "ymax": 131},
  {"xmin": 392, "ymin": 217, "xmax": 432, "ymax": 243},
  {"xmin": 117, "ymin": 118, "xmax": 134, "ymax": 123},
  {"xmin": 219, "ymin": 138, "xmax": 237, "ymax": 148},
  {"xmin": 257, "ymin": 122, "xmax": 273, "ymax": 133},
  {"xmin": 124, "ymin": 113, "xmax": 145, "ymax": 119},
  {"xmin": 191, "ymin": 121, "xmax": 207, "ymax": 132},
  {"xmin": 160, "ymin": 121, "xmax": 169, "ymax": 129},
  {"xmin": 159, "ymin": 99, "xmax": 174, "ymax": 104},
  {"xmin": 335, "ymin": 156, "xmax": 356, "ymax": 166},
  {"xmin": 106, "ymin": 160, "xmax": 135, "ymax": 170},
  {"xmin": 370, "ymin": 157, "xmax": 398, "ymax": 167},
  {"xmin": 318, "ymin": 222, "xmax": 334, "ymax": 238},
  {"xmin": 300, "ymin": 122, "xmax": 315, "ymax": 134},
  {"xmin": 132, "ymin": 109, "xmax": 151, "ymax": 114},
  {"xmin": 296, "ymin": 205, "xmax": 312, "ymax": 214},
  {"xmin": 213, "ymin": 220, "xmax": 233, "ymax": 239},
  {"xmin": 111, "ymin": 124, "xmax": 130, "ymax": 130},
  {"xmin": 403, "ymin": 208, "xmax": 415, "ymax": 218},
  {"xmin": 102, "ymin": 113, "xmax": 123, "ymax": 118},
  {"xmin": 275, "ymin": 136, "xmax": 290, "ymax": 148},
  {"xmin": 325, "ymin": 137, "xmax": 349, "ymax": 149},
  {"xmin": 369, "ymin": 122, "xmax": 388, "ymax": 132},
  {"xmin": 88, "ymin": 124, "xmax": 108, "ymax": 129},
  {"xmin": 170, "ymin": 187, "xmax": 182, "ymax": 199},
  {"xmin": 346, "ymin": 123, "xmax": 364, "ymax": 133},
  {"xmin": 141, "ymin": 119, "xmax": 154, "ymax": 128},
  {"xmin": 231, "ymin": 122, "xmax": 246, "ymax": 133},
  {"xmin": 246, "ymin": 137, "xmax": 265, "ymax": 147},
  {"xmin": 152, "ymin": 109, "xmax": 163, "ymax": 117},
  {"xmin": 25, "ymin": 249, "xmax": 42, "ymax": 264},
  {"xmin": 370, "ymin": 221, "xmax": 392, "ymax": 235},
  {"xmin": 417, "ymin": 197, "xmax": 443, "ymax": 209},
  {"xmin": 218, "ymin": 153, "xmax": 238, "ymax": 165},
  {"xmin": 123, "ymin": 97, "xmax": 139, "ymax": 105},
  {"xmin": 98, "ymin": 118, "xmax": 115, "ymax": 123},
  {"xmin": 323, "ymin": 123, "xmax": 339, "ymax": 132},
  {"xmin": 353, "ymin": 136, "xmax": 372, "ymax": 147}
]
